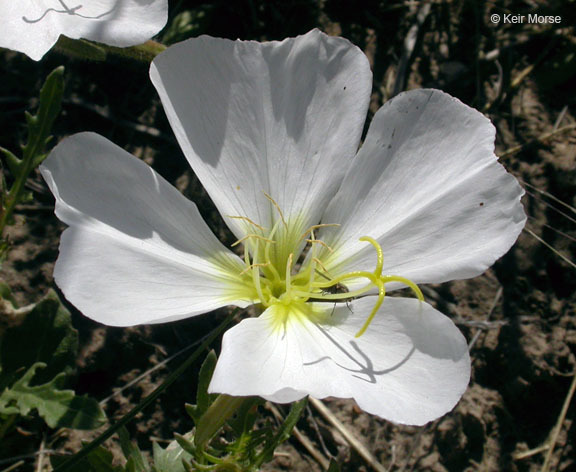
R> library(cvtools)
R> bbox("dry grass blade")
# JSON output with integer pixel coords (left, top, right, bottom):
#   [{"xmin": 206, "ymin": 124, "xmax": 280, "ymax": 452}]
[
  {"xmin": 527, "ymin": 216, "xmax": 576, "ymax": 243},
  {"xmin": 525, "ymin": 189, "xmax": 576, "ymax": 226},
  {"xmin": 499, "ymin": 123, "xmax": 576, "ymax": 159},
  {"xmin": 468, "ymin": 287, "xmax": 503, "ymax": 351},
  {"xmin": 523, "ymin": 228, "xmax": 576, "ymax": 270},
  {"xmin": 521, "ymin": 180, "xmax": 576, "ymax": 216},
  {"xmin": 0, "ymin": 460, "xmax": 25, "ymax": 472},
  {"xmin": 267, "ymin": 402, "xmax": 330, "ymax": 470},
  {"xmin": 541, "ymin": 372, "xmax": 576, "ymax": 472}
]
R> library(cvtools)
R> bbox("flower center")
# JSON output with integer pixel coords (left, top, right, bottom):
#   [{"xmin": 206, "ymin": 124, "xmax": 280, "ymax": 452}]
[{"xmin": 229, "ymin": 195, "xmax": 423, "ymax": 337}]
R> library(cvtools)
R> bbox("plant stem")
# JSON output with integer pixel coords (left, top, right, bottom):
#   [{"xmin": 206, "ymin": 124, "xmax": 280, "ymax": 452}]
[{"xmin": 53, "ymin": 311, "xmax": 236, "ymax": 472}]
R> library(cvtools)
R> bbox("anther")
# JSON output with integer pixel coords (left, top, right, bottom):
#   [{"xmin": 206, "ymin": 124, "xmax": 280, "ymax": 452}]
[
  {"xmin": 305, "ymin": 239, "xmax": 333, "ymax": 252},
  {"xmin": 298, "ymin": 223, "xmax": 340, "ymax": 244}
]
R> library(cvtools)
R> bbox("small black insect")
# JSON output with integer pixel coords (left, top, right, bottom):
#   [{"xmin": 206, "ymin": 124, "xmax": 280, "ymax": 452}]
[
  {"xmin": 321, "ymin": 281, "xmax": 349, "ymax": 297},
  {"xmin": 309, "ymin": 278, "xmax": 354, "ymax": 315}
]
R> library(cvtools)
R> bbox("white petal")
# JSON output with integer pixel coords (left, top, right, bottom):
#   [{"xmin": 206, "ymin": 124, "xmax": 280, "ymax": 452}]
[
  {"xmin": 0, "ymin": 1, "xmax": 60, "ymax": 60},
  {"xmin": 209, "ymin": 297, "xmax": 470, "ymax": 425},
  {"xmin": 150, "ymin": 30, "xmax": 372, "ymax": 238},
  {"xmin": 320, "ymin": 89, "xmax": 526, "ymax": 285},
  {"xmin": 41, "ymin": 132, "xmax": 249, "ymax": 326},
  {"xmin": 0, "ymin": 0, "xmax": 168, "ymax": 61},
  {"xmin": 55, "ymin": 0, "xmax": 168, "ymax": 47}
]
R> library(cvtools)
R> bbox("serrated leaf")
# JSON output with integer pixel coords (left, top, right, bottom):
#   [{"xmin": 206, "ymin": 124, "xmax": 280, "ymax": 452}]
[
  {"xmin": 22, "ymin": 66, "xmax": 64, "ymax": 164},
  {"xmin": 0, "ymin": 362, "xmax": 106, "ymax": 429},
  {"xmin": 0, "ymin": 289, "xmax": 78, "ymax": 386},
  {"xmin": 0, "ymin": 147, "xmax": 22, "ymax": 178},
  {"xmin": 34, "ymin": 66, "xmax": 64, "ymax": 136},
  {"xmin": 153, "ymin": 440, "xmax": 193, "ymax": 472}
]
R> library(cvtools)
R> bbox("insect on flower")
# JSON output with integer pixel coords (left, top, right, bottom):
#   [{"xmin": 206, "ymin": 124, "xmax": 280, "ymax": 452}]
[{"xmin": 41, "ymin": 30, "xmax": 526, "ymax": 426}]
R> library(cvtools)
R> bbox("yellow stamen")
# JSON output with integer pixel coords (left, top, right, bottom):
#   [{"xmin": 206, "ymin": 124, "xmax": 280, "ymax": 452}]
[
  {"xmin": 263, "ymin": 192, "xmax": 287, "ymax": 227},
  {"xmin": 285, "ymin": 253, "xmax": 294, "ymax": 296},
  {"xmin": 250, "ymin": 240, "xmax": 267, "ymax": 306},
  {"xmin": 231, "ymin": 233, "xmax": 276, "ymax": 247},
  {"xmin": 226, "ymin": 215, "xmax": 266, "ymax": 232},
  {"xmin": 240, "ymin": 262, "xmax": 270, "ymax": 276},
  {"xmin": 298, "ymin": 223, "xmax": 340, "ymax": 243},
  {"xmin": 312, "ymin": 257, "xmax": 330, "ymax": 275}
]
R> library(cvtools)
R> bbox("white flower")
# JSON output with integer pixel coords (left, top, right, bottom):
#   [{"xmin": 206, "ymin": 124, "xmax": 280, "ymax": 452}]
[
  {"xmin": 40, "ymin": 30, "xmax": 526, "ymax": 425},
  {"xmin": 0, "ymin": 0, "xmax": 168, "ymax": 61}
]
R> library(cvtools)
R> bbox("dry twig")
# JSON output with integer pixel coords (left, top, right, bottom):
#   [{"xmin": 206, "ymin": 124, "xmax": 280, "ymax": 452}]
[
  {"xmin": 266, "ymin": 402, "xmax": 330, "ymax": 470},
  {"xmin": 309, "ymin": 397, "xmax": 389, "ymax": 472}
]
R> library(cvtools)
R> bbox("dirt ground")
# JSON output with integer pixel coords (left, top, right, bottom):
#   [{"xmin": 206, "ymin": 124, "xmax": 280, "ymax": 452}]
[{"xmin": 1, "ymin": 0, "xmax": 575, "ymax": 471}]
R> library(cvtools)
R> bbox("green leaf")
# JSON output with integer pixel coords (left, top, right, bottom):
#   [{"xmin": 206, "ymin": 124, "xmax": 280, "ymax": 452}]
[
  {"xmin": 227, "ymin": 397, "xmax": 261, "ymax": 438},
  {"xmin": 0, "ymin": 289, "xmax": 78, "ymax": 386},
  {"xmin": 0, "ymin": 147, "xmax": 22, "ymax": 178},
  {"xmin": 196, "ymin": 350, "xmax": 218, "ymax": 416},
  {"xmin": 327, "ymin": 458, "xmax": 341, "ymax": 472},
  {"xmin": 118, "ymin": 427, "xmax": 149, "ymax": 472},
  {"xmin": 254, "ymin": 398, "xmax": 308, "ymax": 468},
  {"xmin": 22, "ymin": 66, "xmax": 64, "ymax": 164},
  {"xmin": 185, "ymin": 350, "xmax": 218, "ymax": 423},
  {"xmin": 0, "ymin": 282, "xmax": 16, "ymax": 306},
  {"xmin": 153, "ymin": 440, "xmax": 193, "ymax": 472},
  {"xmin": 162, "ymin": 10, "xmax": 208, "ymax": 45},
  {"xmin": 0, "ymin": 362, "xmax": 106, "ymax": 429}
]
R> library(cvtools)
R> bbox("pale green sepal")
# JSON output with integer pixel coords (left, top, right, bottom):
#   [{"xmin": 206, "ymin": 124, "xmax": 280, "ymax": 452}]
[
  {"xmin": 153, "ymin": 439, "xmax": 193, "ymax": 472},
  {"xmin": 54, "ymin": 36, "xmax": 108, "ymax": 61}
]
